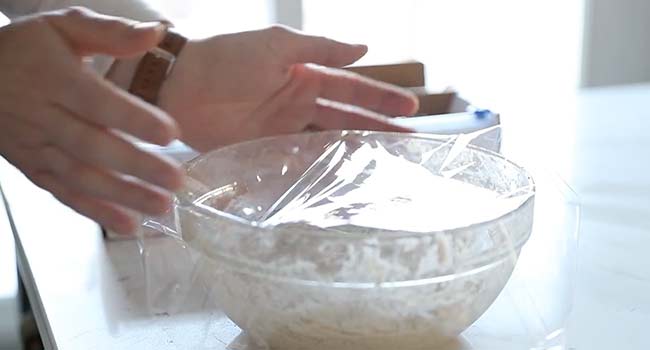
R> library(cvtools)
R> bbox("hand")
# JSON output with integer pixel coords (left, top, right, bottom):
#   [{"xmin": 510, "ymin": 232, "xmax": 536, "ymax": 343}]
[
  {"xmin": 158, "ymin": 26, "xmax": 419, "ymax": 151},
  {"xmin": 0, "ymin": 7, "xmax": 183, "ymax": 234}
]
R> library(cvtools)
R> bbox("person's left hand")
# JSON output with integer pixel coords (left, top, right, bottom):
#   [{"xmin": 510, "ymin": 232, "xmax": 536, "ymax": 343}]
[{"xmin": 121, "ymin": 26, "xmax": 419, "ymax": 151}]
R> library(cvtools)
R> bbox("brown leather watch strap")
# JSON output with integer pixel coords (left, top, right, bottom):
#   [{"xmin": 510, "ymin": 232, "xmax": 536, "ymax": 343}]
[
  {"xmin": 129, "ymin": 27, "xmax": 187, "ymax": 105},
  {"xmin": 158, "ymin": 28, "xmax": 186, "ymax": 56}
]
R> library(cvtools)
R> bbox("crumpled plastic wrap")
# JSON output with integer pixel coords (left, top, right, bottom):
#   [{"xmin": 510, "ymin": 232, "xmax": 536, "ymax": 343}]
[{"xmin": 138, "ymin": 126, "xmax": 579, "ymax": 350}]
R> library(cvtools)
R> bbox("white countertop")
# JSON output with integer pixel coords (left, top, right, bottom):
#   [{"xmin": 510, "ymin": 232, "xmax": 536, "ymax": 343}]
[
  {"xmin": 562, "ymin": 84, "xmax": 650, "ymax": 349},
  {"xmin": 2, "ymin": 83, "xmax": 650, "ymax": 349}
]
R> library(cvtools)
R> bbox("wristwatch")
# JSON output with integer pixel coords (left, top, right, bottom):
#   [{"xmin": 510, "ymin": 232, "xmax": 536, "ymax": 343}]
[{"xmin": 128, "ymin": 26, "xmax": 187, "ymax": 105}]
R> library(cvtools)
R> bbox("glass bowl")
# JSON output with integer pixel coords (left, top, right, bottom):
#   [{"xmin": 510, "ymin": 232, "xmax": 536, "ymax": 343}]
[{"xmin": 174, "ymin": 130, "xmax": 535, "ymax": 350}]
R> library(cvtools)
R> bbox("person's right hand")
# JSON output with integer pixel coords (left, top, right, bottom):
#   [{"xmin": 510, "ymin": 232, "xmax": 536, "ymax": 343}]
[
  {"xmin": 155, "ymin": 26, "xmax": 419, "ymax": 151},
  {"xmin": 0, "ymin": 7, "xmax": 183, "ymax": 234}
]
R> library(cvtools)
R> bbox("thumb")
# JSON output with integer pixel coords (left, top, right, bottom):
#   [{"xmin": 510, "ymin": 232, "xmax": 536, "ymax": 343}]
[
  {"xmin": 273, "ymin": 26, "xmax": 368, "ymax": 67},
  {"xmin": 44, "ymin": 7, "xmax": 165, "ymax": 58}
]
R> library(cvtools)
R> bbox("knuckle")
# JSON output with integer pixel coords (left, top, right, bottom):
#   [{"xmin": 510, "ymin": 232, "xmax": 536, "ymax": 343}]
[
  {"xmin": 268, "ymin": 25, "xmax": 290, "ymax": 37},
  {"xmin": 63, "ymin": 6, "xmax": 93, "ymax": 19},
  {"xmin": 63, "ymin": 6, "xmax": 94, "ymax": 18},
  {"xmin": 265, "ymin": 26, "xmax": 290, "ymax": 59}
]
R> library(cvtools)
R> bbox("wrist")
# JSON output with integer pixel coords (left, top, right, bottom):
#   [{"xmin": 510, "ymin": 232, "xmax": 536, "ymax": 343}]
[{"xmin": 128, "ymin": 27, "xmax": 187, "ymax": 106}]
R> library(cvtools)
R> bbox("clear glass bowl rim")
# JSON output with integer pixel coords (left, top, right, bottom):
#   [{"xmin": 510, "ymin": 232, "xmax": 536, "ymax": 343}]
[{"xmin": 175, "ymin": 130, "xmax": 536, "ymax": 242}]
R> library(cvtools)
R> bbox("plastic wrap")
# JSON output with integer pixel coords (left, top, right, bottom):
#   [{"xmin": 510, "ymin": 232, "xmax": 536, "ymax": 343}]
[{"xmin": 138, "ymin": 126, "xmax": 579, "ymax": 350}]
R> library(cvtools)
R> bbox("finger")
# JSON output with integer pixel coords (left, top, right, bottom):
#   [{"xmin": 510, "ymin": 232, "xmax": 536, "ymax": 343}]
[
  {"xmin": 301, "ymin": 64, "xmax": 420, "ymax": 117},
  {"xmin": 31, "ymin": 172, "xmax": 138, "ymax": 234},
  {"xmin": 45, "ymin": 105, "xmax": 183, "ymax": 191},
  {"xmin": 273, "ymin": 26, "xmax": 368, "ymax": 67},
  {"xmin": 41, "ymin": 146, "xmax": 173, "ymax": 216},
  {"xmin": 312, "ymin": 99, "xmax": 414, "ymax": 133},
  {"xmin": 45, "ymin": 6, "xmax": 165, "ymax": 57},
  {"xmin": 0, "ymin": 130, "xmax": 175, "ymax": 216},
  {"xmin": 253, "ymin": 63, "xmax": 413, "ymax": 136},
  {"xmin": 56, "ymin": 72, "xmax": 179, "ymax": 145}
]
